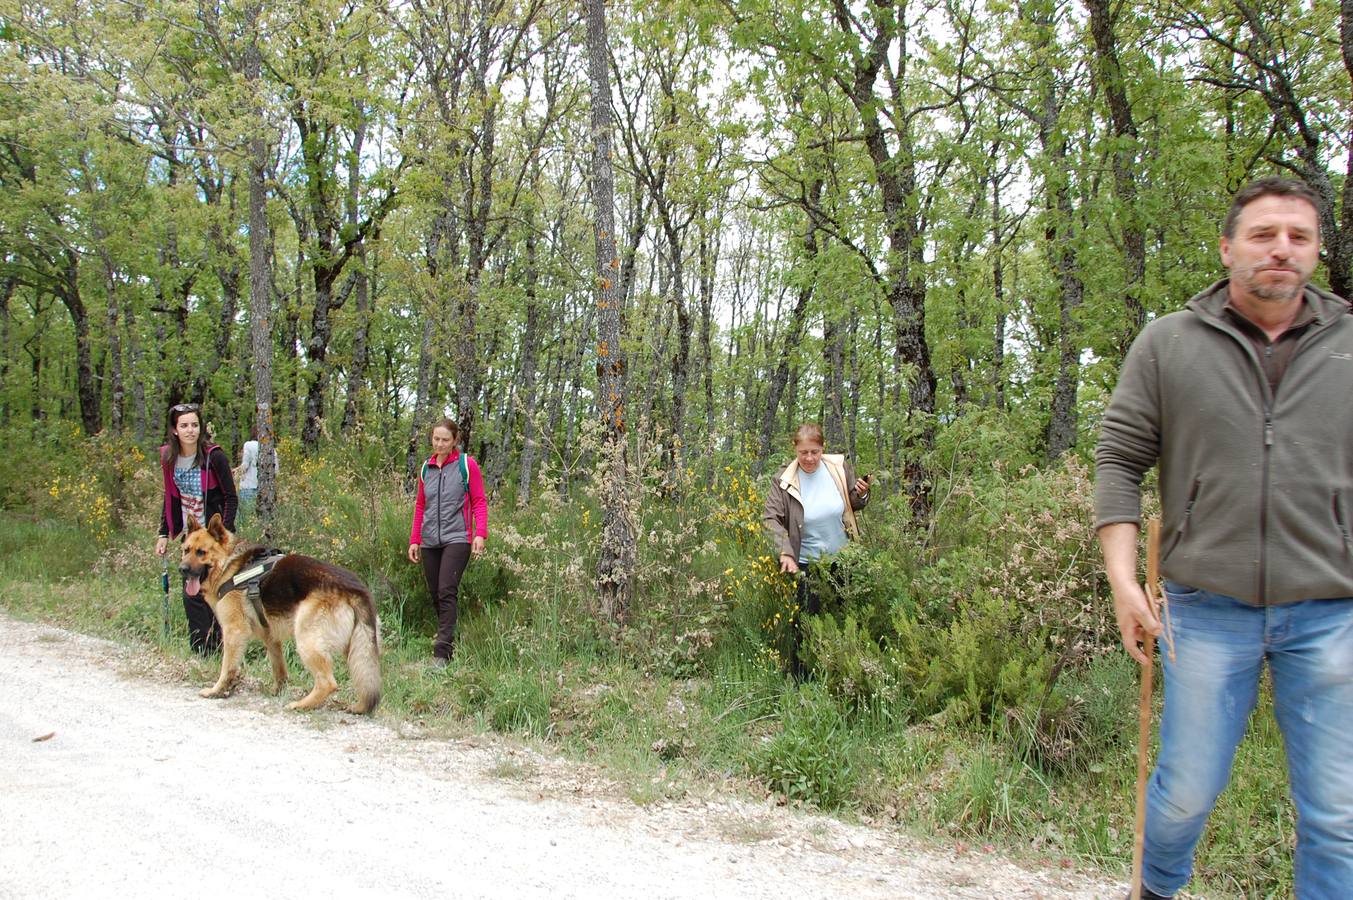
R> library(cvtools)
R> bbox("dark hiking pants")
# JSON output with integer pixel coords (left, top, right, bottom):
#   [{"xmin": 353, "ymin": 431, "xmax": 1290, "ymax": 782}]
[
  {"xmin": 789, "ymin": 560, "xmax": 838, "ymax": 680},
  {"xmin": 183, "ymin": 583, "xmax": 221, "ymax": 655},
  {"xmin": 421, "ymin": 543, "xmax": 472, "ymax": 660}
]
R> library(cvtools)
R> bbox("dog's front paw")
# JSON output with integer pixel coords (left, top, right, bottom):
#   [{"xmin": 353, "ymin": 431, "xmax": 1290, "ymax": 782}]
[{"xmin": 200, "ymin": 686, "xmax": 229, "ymax": 699}]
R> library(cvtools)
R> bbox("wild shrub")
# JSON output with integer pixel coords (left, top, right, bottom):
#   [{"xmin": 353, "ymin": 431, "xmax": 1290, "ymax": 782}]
[
  {"xmin": 921, "ymin": 455, "xmax": 1111, "ymax": 663},
  {"xmin": 17, "ymin": 425, "xmax": 158, "ymax": 545},
  {"xmin": 753, "ymin": 683, "xmax": 857, "ymax": 809},
  {"xmin": 803, "ymin": 611, "xmax": 900, "ymax": 711},
  {"xmin": 762, "ymin": 453, "xmax": 1125, "ymax": 774},
  {"xmin": 891, "ymin": 591, "xmax": 1060, "ymax": 726}
]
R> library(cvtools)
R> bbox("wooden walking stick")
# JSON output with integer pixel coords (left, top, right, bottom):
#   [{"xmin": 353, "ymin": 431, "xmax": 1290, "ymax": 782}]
[{"xmin": 1131, "ymin": 518, "xmax": 1162, "ymax": 900}]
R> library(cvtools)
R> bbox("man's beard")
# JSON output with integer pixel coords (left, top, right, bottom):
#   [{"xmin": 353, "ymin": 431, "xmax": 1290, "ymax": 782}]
[{"xmin": 1234, "ymin": 263, "xmax": 1307, "ymax": 303}]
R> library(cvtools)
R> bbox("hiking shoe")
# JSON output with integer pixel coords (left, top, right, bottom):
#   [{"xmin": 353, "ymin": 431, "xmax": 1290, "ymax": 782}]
[
  {"xmin": 430, "ymin": 657, "xmax": 449, "ymax": 670},
  {"xmin": 1125, "ymin": 888, "xmax": 1172, "ymax": 900}
]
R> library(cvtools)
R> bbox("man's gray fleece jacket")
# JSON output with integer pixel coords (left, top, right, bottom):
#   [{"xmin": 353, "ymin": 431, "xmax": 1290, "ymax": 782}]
[{"xmin": 1095, "ymin": 278, "xmax": 1353, "ymax": 605}]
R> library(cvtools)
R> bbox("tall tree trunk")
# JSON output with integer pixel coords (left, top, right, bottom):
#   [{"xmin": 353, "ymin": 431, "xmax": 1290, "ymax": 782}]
[
  {"xmin": 1038, "ymin": 88, "xmax": 1083, "ymax": 461},
  {"xmin": 873, "ymin": 315, "xmax": 886, "ymax": 471},
  {"xmin": 56, "ymin": 251, "xmax": 101, "ymax": 435},
  {"xmin": 409, "ymin": 198, "xmax": 462, "ymax": 482},
  {"xmin": 26, "ymin": 294, "xmax": 48, "ymax": 425},
  {"xmin": 823, "ymin": 311, "xmax": 846, "ymax": 447},
  {"xmin": 1086, "ymin": 0, "xmax": 1146, "ymax": 352},
  {"xmin": 724, "ymin": 252, "xmax": 747, "ymax": 454},
  {"xmin": 838, "ymin": 8, "xmax": 936, "ymax": 517},
  {"xmin": 342, "ymin": 115, "xmax": 372, "ymax": 436},
  {"xmin": 96, "ymin": 246, "xmax": 124, "ymax": 434},
  {"xmin": 0, "ymin": 277, "xmax": 12, "ymax": 427},
  {"xmin": 759, "ymin": 179, "xmax": 821, "ymax": 465},
  {"xmin": 300, "ymin": 273, "xmax": 339, "ymax": 450},
  {"xmin": 991, "ymin": 172, "xmax": 1007, "ymax": 412},
  {"xmin": 698, "ymin": 217, "xmax": 716, "ymax": 441},
  {"xmin": 454, "ymin": 39, "xmax": 500, "ymax": 455},
  {"xmin": 638, "ymin": 257, "xmax": 667, "ymax": 429},
  {"xmin": 123, "ymin": 294, "xmax": 147, "ymax": 442},
  {"xmin": 516, "ymin": 213, "xmax": 545, "ymax": 506},
  {"xmin": 543, "ymin": 334, "xmax": 566, "ymax": 455},
  {"xmin": 285, "ymin": 242, "xmax": 303, "ymax": 432},
  {"xmin": 245, "ymin": 4, "xmax": 277, "ymax": 533},
  {"xmin": 406, "ymin": 315, "xmax": 436, "ymax": 486},
  {"xmin": 664, "ymin": 220, "xmax": 691, "ymax": 481},
  {"xmin": 488, "ymin": 370, "xmax": 516, "ymax": 488},
  {"xmin": 294, "ymin": 108, "xmax": 396, "ymax": 453},
  {"xmin": 342, "ymin": 253, "xmax": 372, "ymax": 435},
  {"xmin": 1338, "ymin": 0, "xmax": 1353, "ymax": 299},
  {"xmin": 587, "ymin": 0, "xmax": 635, "ymax": 623},
  {"xmin": 848, "ymin": 315, "xmax": 861, "ymax": 462}
]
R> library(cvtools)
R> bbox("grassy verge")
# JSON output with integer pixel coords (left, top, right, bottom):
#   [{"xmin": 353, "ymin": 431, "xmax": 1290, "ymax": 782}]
[{"xmin": 1, "ymin": 512, "xmax": 1294, "ymax": 898}]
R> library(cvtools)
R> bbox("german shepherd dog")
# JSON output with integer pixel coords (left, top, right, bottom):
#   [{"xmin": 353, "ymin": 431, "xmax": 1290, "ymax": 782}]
[{"xmin": 180, "ymin": 514, "xmax": 381, "ymax": 713}]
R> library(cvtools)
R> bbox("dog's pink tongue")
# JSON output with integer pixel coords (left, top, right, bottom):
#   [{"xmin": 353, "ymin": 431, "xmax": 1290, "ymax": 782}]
[{"xmin": 185, "ymin": 576, "xmax": 201, "ymax": 596}]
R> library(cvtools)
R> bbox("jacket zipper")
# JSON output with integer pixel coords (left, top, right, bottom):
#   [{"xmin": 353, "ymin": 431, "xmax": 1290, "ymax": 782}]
[
  {"xmin": 1194, "ymin": 294, "xmax": 1336, "ymax": 604},
  {"xmin": 1336, "ymin": 490, "xmax": 1352, "ymax": 555},
  {"xmin": 437, "ymin": 463, "xmax": 449, "ymax": 545},
  {"xmin": 1259, "ymin": 405, "xmax": 1272, "ymax": 603}
]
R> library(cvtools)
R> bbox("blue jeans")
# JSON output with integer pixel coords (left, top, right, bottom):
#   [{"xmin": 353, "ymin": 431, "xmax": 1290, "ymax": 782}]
[
  {"xmin": 238, "ymin": 488, "xmax": 258, "ymax": 523},
  {"xmin": 1145, "ymin": 584, "xmax": 1353, "ymax": 898}
]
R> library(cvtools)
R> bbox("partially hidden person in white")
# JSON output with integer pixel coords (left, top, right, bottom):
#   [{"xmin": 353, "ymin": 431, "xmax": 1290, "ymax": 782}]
[{"xmin": 233, "ymin": 425, "xmax": 278, "ymax": 523}]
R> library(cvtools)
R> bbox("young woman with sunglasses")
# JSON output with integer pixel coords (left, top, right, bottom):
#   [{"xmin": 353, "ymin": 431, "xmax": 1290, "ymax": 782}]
[{"xmin": 154, "ymin": 402, "xmax": 238, "ymax": 654}]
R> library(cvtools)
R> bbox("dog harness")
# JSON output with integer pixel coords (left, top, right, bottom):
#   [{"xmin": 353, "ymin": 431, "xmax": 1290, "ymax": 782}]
[{"xmin": 218, "ymin": 551, "xmax": 286, "ymax": 626}]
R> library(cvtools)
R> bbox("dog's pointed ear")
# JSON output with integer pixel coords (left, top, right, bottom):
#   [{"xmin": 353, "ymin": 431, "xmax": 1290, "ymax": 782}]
[
  {"xmin": 185, "ymin": 515, "xmax": 202, "ymax": 534},
  {"xmin": 207, "ymin": 513, "xmax": 231, "ymax": 545}
]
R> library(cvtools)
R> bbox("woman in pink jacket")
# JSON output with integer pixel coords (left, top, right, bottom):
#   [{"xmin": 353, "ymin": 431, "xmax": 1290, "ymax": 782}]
[{"xmin": 407, "ymin": 418, "xmax": 487, "ymax": 666}]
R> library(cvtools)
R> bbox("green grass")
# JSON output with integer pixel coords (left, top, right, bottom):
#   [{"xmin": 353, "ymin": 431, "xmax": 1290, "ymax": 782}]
[{"xmin": 0, "ymin": 510, "xmax": 1298, "ymax": 898}]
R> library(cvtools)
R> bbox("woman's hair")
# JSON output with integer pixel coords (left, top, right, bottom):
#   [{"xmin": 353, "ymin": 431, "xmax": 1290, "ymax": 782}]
[
  {"xmin": 430, "ymin": 417, "xmax": 460, "ymax": 445},
  {"xmin": 161, "ymin": 402, "xmax": 210, "ymax": 467},
  {"xmin": 791, "ymin": 422, "xmax": 825, "ymax": 447}
]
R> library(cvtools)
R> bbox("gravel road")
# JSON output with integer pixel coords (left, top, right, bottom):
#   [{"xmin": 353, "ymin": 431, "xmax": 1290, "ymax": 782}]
[{"xmin": 0, "ymin": 610, "xmax": 1123, "ymax": 899}]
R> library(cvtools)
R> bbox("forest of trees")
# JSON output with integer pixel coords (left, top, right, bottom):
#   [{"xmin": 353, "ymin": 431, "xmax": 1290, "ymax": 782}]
[
  {"xmin": 2, "ymin": 0, "xmax": 1349, "ymax": 530},
  {"xmin": 3, "ymin": 7, "xmax": 1348, "ymax": 884}
]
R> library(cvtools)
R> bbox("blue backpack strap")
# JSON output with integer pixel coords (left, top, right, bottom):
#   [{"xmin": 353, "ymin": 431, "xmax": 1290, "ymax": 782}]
[{"xmin": 460, "ymin": 454, "xmax": 474, "ymax": 535}]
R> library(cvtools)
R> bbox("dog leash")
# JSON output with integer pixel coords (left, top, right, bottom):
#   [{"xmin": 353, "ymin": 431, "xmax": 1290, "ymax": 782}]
[{"xmin": 160, "ymin": 558, "xmax": 171, "ymax": 640}]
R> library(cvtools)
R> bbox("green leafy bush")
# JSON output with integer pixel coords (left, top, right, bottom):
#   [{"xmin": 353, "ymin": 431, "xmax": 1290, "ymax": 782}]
[
  {"xmin": 753, "ymin": 683, "xmax": 857, "ymax": 809},
  {"xmin": 2, "ymin": 423, "xmax": 158, "ymax": 544}
]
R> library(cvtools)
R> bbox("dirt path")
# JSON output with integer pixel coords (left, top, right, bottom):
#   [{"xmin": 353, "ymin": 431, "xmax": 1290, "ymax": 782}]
[{"xmin": 0, "ymin": 611, "xmax": 1122, "ymax": 898}]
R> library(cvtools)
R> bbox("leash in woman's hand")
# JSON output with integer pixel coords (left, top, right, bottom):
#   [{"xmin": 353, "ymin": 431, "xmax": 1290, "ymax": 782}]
[{"xmin": 160, "ymin": 557, "xmax": 171, "ymax": 640}]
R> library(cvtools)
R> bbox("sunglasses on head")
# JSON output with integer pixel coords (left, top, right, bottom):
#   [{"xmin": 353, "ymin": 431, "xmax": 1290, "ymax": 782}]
[{"xmin": 171, "ymin": 403, "xmax": 200, "ymax": 413}]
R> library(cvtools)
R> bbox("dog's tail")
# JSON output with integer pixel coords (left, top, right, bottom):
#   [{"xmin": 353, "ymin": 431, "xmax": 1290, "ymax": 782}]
[{"xmin": 346, "ymin": 595, "xmax": 382, "ymax": 714}]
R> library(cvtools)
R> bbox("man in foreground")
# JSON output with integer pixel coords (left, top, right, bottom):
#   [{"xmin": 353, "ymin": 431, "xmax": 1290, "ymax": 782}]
[{"xmin": 1095, "ymin": 177, "xmax": 1353, "ymax": 898}]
